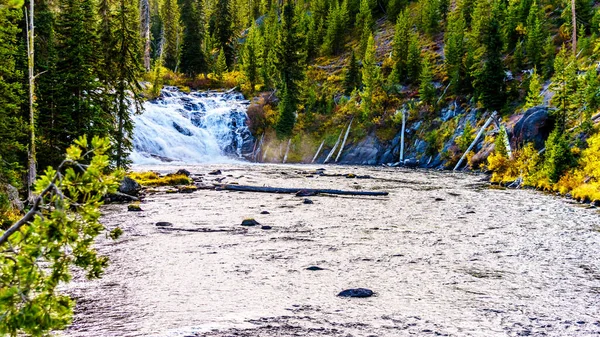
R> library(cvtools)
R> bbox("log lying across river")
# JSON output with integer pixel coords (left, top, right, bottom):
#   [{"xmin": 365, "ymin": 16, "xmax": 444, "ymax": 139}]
[{"xmin": 209, "ymin": 184, "xmax": 389, "ymax": 197}]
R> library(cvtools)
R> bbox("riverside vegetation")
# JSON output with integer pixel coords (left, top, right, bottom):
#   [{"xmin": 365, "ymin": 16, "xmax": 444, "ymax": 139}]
[{"xmin": 2, "ymin": 0, "xmax": 600, "ymax": 334}]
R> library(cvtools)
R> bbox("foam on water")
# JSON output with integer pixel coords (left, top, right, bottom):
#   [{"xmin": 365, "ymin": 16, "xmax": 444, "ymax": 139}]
[{"xmin": 131, "ymin": 87, "xmax": 253, "ymax": 164}]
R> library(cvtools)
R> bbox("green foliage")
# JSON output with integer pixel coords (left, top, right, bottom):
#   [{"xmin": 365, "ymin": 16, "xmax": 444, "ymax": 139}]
[
  {"xmin": 128, "ymin": 171, "xmax": 192, "ymax": 186},
  {"xmin": 406, "ymin": 32, "xmax": 421, "ymax": 82},
  {"xmin": 0, "ymin": 4, "xmax": 25, "ymax": 186},
  {"xmin": 161, "ymin": 0, "xmax": 181, "ymax": 70},
  {"xmin": 343, "ymin": 51, "xmax": 361, "ymax": 95},
  {"xmin": 322, "ymin": 0, "xmax": 349, "ymax": 55},
  {"xmin": 0, "ymin": 136, "xmax": 122, "ymax": 336},
  {"xmin": 418, "ymin": 56, "xmax": 435, "ymax": 105},
  {"xmin": 180, "ymin": 0, "xmax": 207, "ymax": 77},
  {"xmin": 541, "ymin": 126, "xmax": 574, "ymax": 184},
  {"xmin": 444, "ymin": 7, "xmax": 466, "ymax": 95},
  {"xmin": 457, "ymin": 121, "xmax": 474, "ymax": 153},
  {"xmin": 216, "ymin": 47, "xmax": 228, "ymax": 80},
  {"xmin": 242, "ymin": 23, "xmax": 260, "ymax": 91},
  {"xmin": 419, "ymin": 0, "xmax": 440, "ymax": 35},
  {"xmin": 524, "ymin": 68, "xmax": 543, "ymax": 109},
  {"xmin": 386, "ymin": 0, "xmax": 406, "ymax": 22},
  {"xmin": 212, "ymin": 0, "xmax": 235, "ymax": 67},
  {"xmin": 360, "ymin": 34, "xmax": 382, "ymax": 121},
  {"xmin": 550, "ymin": 47, "xmax": 578, "ymax": 132},
  {"xmin": 276, "ymin": 85, "xmax": 297, "ymax": 139},
  {"xmin": 356, "ymin": 0, "xmax": 374, "ymax": 56},
  {"xmin": 390, "ymin": 9, "xmax": 410, "ymax": 83},
  {"xmin": 525, "ymin": 0, "xmax": 543, "ymax": 68},
  {"xmin": 541, "ymin": 36, "xmax": 555, "ymax": 79}
]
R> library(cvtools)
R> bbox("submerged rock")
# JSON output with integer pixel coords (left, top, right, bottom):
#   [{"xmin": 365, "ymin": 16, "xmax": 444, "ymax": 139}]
[
  {"xmin": 261, "ymin": 225, "xmax": 272, "ymax": 230},
  {"xmin": 128, "ymin": 204, "xmax": 142, "ymax": 212},
  {"xmin": 303, "ymin": 199, "xmax": 314, "ymax": 204},
  {"xmin": 260, "ymin": 211, "xmax": 270, "ymax": 214},
  {"xmin": 209, "ymin": 169, "xmax": 222, "ymax": 175},
  {"xmin": 306, "ymin": 266, "xmax": 325, "ymax": 271},
  {"xmin": 337, "ymin": 288, "xmax": 374, "ymax": 298},
  {"xmin": 241, "ymin": 218, "xmax": 260, "ymax": 226},
  {"xmin": 156, "ymin": 222, "xmax": 173, "ymax": 227}
]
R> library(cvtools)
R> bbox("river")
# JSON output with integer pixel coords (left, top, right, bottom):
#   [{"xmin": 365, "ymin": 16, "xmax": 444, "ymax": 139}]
[{"xmin": 62, "ymin": 163, "xmax": 600, "ymax": 337}]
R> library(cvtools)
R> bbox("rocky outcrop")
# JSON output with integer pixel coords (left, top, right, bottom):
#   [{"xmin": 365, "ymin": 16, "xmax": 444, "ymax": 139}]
[
  {"xmin": 337, "ymin": 133, "xmax": 385, "ymax": 165},
  {"xmin": 2, "ymin": 184, "xmax": 23, "ymax": 211},
  {"xmin": 512, "ymin": 106, "xmax": 553, "ymax": 150}
]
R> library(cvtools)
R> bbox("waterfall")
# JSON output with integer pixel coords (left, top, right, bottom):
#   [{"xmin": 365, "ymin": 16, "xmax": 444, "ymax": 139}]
[{"xmin": 131, "ymin": 86, "xmax": 254, "ymax": 164}]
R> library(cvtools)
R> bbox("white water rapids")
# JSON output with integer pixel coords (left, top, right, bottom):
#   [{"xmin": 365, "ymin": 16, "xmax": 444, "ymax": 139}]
[{"xmin": 130, "ymin": 87, "xmax": 253, "ymax": 164}]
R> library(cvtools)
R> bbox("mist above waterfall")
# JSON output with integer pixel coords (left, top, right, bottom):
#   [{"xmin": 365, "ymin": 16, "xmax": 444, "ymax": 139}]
[{"xmin": 131, "ymin": 87, "xmax": 254, "ymax": 164}]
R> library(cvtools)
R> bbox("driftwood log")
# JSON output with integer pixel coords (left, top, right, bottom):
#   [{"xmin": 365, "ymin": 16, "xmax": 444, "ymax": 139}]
[{"xmin": 210, "ymin": 184, "xmax": 388, "ymax": 196}]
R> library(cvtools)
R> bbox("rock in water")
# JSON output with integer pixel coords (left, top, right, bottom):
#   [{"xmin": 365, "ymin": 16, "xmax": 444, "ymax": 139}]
[
  {"xmin": 175, "ymin": 169, "xmax": 191, "ymax": 177},
  {"xmin": 296, "ymin": 190, "xmax": 317, "ymax": 197},
  {"xmin": 128, "ymin": 204, "xmax": 143, "ymax": 212},
  {"xmin": 208, "ymin": 169, "xmax": 222, "ymax": 175},
  {"xmin": 337, "ymin": 288, "xmax": 374, "ymax": 298},
  {"xmin": 306, "ymin": 266, "xmax": 324, "ymax": 271},
  {"xmin": 261, "ymin": 225, "xmax": 272, "ymax": 230},
  {"xmin": 260, "ymin": 211, "xmax": 270, "ymax": 215},
  {"xmin": 241, "ymin": 218, "xmax": 260, "ymax": 226},
  {"xmin": 303, "ymin": 199, "xmax": 314, "ymax": 204},
  {"xmin": 119, "ymin": 177, "xmax": 141, "ymax": 196},
  {"xmin": 156, "ymin": 222, "xmax": 173, "ymax": 227}
]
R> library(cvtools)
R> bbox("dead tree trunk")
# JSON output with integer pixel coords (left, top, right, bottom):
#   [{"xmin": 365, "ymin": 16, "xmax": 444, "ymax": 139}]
[
  {"xmin": 25, "ymin": 0, "xmax": 36, "ymax": 202},
  {"xmin": 140, "ymin": 0, "xmax": 151, "ymax": 71},
  {"xmin": 335, "ymin": 118, "xmax": 353, "ymax": 163},
  {"xmin": 324, "ymin": 127, "xmax": 344, "ymax": 164},
  {"xmin": 312, "ymin": 139, "xmax": 325, "ymax": 163},
  {"xmin": 215, "ymin": 184, "xmax": 389, "ymax": 196},
  {"xmin": 283, "ymin": 139, "xmax": 291, "ymax": 163},
  {"xmin": 454, "ymin": 111, "xmax": 497, "ymax": 171},
  {"xmin": 399, "ymin": 110, "xmax": 406, "ymax": 162}
]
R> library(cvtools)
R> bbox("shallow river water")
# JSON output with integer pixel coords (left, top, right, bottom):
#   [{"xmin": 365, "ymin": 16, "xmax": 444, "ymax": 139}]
[{"xmin": 63, "ymin": 164, "xmax": 600, "ymax": 337}]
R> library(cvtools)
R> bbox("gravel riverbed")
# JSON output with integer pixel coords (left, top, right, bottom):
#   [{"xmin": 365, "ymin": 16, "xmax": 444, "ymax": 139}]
[{"xmin": 63, "ymin": 164, "xmax": 600, "ymax": 337}]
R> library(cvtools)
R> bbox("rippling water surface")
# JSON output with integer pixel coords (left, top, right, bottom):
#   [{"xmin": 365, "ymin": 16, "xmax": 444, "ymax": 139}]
[{"xmin": 63, "ymin": 164, "xmax": 600, "ymax": 337}]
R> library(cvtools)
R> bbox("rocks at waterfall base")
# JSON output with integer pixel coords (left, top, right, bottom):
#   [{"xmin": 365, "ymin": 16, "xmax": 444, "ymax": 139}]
[
  {"xmin": 119, "ymin": 177, "xmax": 142, "ymax": 196},
  {"xmin": 241, "ymin": 218, "xmax": 260, "ymax": 226}
]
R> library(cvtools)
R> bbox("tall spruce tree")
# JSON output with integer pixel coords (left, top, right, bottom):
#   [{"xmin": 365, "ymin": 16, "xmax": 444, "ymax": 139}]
[
  {"xmin": 526, "ymin": 0, "xmax": 543, "ymax": 68},
  {"xmin": 180, "ymin": 0, "xmax": 206, "ymax": 77},
  {"xmin": 360, "ymin": 34, "xmax": 381, "ymax": 121},
  {"xmin": 444, "ymin": 7, "xmax": 466, "ymax": 95},
  {"xmin": 524, "ymin": 68, "xmax": 543, "ymax": 109},
  {"xmin": 0, "ymin": 4, "xmax": 25, "ymax": 185},
  {"xmin": 161, "ymin": 0, "xmax": 181, "ymax": 70},
  {"xmin": 356, "ymin": 0, "xmax": 373, "ymax": 56},
  {"xmin": 390, "ymin": 9, "xmax": 410, "ymax": 84},
  {"xmin": 243, "ymin": 23, "xmax": 259, "ymax": 91},
  {"xmin": 275, "ymin": 0, "xmax": 304, "ymax": 138},
  {"xmin": 343, "ymin": 50, "xmax": 361, "ymax": 94},
  {"xmin": 112, "ymin": 0, "xmax": 144, "ymax": 167},
  {"xmin": 419, "ymin": 56, "xmax": 435, "ymax": 105},
  {"xmin": 213, "ymin": 0, "xmax": 235, "ymax": 67}
]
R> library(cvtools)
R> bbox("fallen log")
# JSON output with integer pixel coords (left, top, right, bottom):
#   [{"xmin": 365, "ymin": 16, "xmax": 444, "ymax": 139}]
[{"xmin": 214, "ymin": 184, "xmax": 389, "ymax": 196}]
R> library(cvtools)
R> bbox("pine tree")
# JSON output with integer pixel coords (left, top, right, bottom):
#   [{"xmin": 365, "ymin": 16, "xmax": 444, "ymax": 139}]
[
  {"xmin": 390, "ymin": 9, "xmax": 410, "ymax": 83},
  {"xmin": 550, "ymin": 47, "xmax": 578, "ymax": 133},
  {"xmin": 343, "ymin": 50, "xmax": 361, "ymax": 94},
  {"xmin": 216, "ymin": 47, "xmax": 227, "ymax": 80},
  {"xmin": 471, "ymin": 0, "xmax": 505, "ymax": 111},
  {"xmin": 275, "ymin": 0, "xmax": 304, "ymax": 132},
  {"xmin": 356, "ymin": 0, "xmax": 373, "ymax": 56},
  {"xmin": 213, "ymin": 0, "xmax": 235, "ymax": 67},
  {"xmin": 525, "ymin": 0, "xmax": 543, "ymax": 68},
  {"xmin": 406, "ymin": 31, "xmax": 421, "ymax": 83},
  {"xmin": 243, "ymin": 23, "xmax": 259, "ymax": 91},
  {"xmin": 112, "ymin": 0, "xmax": 144, "ymax": 167},
  {"xmin": 322, "ymin": 0, "xmax": 349, "ymax": 55},
  {"xmin": 420, "ymin": 0, "xmax": 440, "ymax": 35},
  {"xmin": 276, "ymin": 85, "xmax": 296, "ymax": 138},
  {"xmin": 161, "ymin": 0, "xmax": 181, "ymax": 70},
  {"xmin": 180, "ymin": 0, "xmax": 207, "ymax": 77},
  {"xmin": 0, "ymin": 4, "xmax": 25, "ymax": 185},
  {"xmin": 524, "ymin": 68, "xmax": 543, "ymax": 109},
  {"xmin": 360, "ymin": 34, "xmax": 381, "ymax": 120},
  {"xmin": 444, "ymin": 7, "xmax": 466, "ymax": 95},
  {"xmin": 419, "ymin": 56, "xmax": 435, "ymax": 105},
  {"xmin": 541, "ymin": 36, "xmax": 555, "ymax": 79},
  {"xmin": 387, "ymin": 0, "xmax": 406, "ymax": 23}
]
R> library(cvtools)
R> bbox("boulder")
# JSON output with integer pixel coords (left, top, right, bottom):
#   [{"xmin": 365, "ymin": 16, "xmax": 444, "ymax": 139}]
[
  {"xmin": 241, "ymin": 218, "xmax": 260, "ymax": 226},
  {"xmin": 4, "ymin": 184, "xmax": 23, "ymax": 211},
  {"xmin": 512, "ymin": 106, "xmax": 553, "ymax": 150},
  {"xmin": 119, "ymin": 177, "xmax": 141, "ymax": 196},
  {"xmin": 337, "ymin": 133, "xmax": 384, "ymax": 165},
  {"xmin": 337, "ymin": 288, "xmax": 374, "ymax": 298},
  {"xmin": 156, "ymin": 222, "xmax": 173, "ymax": 227}
]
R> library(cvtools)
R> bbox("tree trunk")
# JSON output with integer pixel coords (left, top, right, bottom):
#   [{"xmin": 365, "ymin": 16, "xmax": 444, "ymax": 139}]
[
  {"xmin": 335, "ymin": 118, "xmax": 353, "ymax": 163},
  {"xmin": 140, "ymin": 0, "xmax": 151, "ymax": 71},
  {"xmin": 399, "ymin": 110, "xmax": 406, "ymax": 162},
  {"xmin": 454, "ymin": 111, "xmax": 497, "ymax": 171},
  {"xmin": 572, "ymin": 0, "xmax": 577, "ymax": 56},
  {"xmin": 312, "ymin": 140, "xmax": 325, "ymax": 163},
  {"xmin": 26, "ymin": 0, "xmax": 36, "ymax": 201},
  {"xmin": 324, "ymin": 126, "xmax": 345, "ymax": 164}
]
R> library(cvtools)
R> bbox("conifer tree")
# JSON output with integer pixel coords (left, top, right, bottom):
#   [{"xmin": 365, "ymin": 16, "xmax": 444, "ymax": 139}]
[
  {"xmin": 276, "ymin": 85, "xmax": 296, "ymax": 138},
  {"xmin": 386, "ymin": 0, "xmax": 406, "ymax": 23},
  {"xmin": 419, "ymin": 0, "xmax": 440, "ymax": 35},
  {"xmin": 419, "ymin": 56, "xmax": 435, "ymax": 105},
  {"xmin": 243, "ymin": 23, "xmax": 259, "ymax": 91},
  {"xmin": 276, "ymin": 0, "xmax": 304, "ymax": 125},
  {"xmin": 444, "ymin": 7, "xmax": 465, "ymax": 94},
  {"xmin": 322, "ymin": 0, "xmax": 349, "ymax": 55},
  {"xmin": 343, "ymin": 50, "xmax": 361, "ymax": 94},
  {"xmin": 0, "ymin": 4, "xmax": 25, "ymax": 184},
  {"xmin": 356, "ymin": 0, "xmax": 373, "ymax": 56},
  {"xmin": 526, "ymin": 0, "xmax": 543, "ymax": 68},
  {"xmin": 213, "ymin": 0, "xmax": 235, "ymax": 67},
  {"xmin": 360, "ymin": 34, "xmax": 381, "ymax": 120},
  {"xmin": 390, "ymin": 9, "xmax": 410, "ymax": 83},
  {"xmin": 161, "ymin": 0, "xmax": 181, "ymax": 70},
  {"xmin": 541, "ymin": 36, "xmax": 555, "ymax": 79},
  {"xmin": 216, "ymin": 47, "xmax": 227, "ymax": 80},
  {"xmin": 180, "ymin": 0, "xmax": 207, "ymax": 77},
  {"xmin": 550, "ymin": 47, "xmax": 578, "ymax": 133},
  {"xmin": 406, "ymin": 32, "xmax": 421, "ymax": 83},
  {"xmin": 112, "ymin": 0, "xmax": 144, "ymax": 167},
  {"xmin": 524, "ymin": 68, "xmax": 543, "ymax": 109}
]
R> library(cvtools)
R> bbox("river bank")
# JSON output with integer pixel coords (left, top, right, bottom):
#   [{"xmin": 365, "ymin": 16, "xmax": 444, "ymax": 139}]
[{"xmin": 63, "ymin": 164, "xmax": 600, "ymax": 337}]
